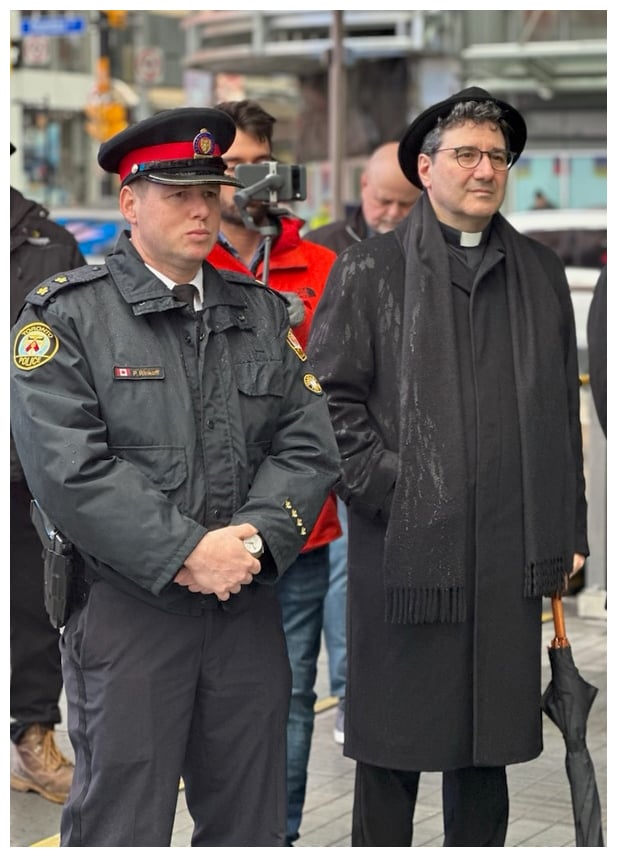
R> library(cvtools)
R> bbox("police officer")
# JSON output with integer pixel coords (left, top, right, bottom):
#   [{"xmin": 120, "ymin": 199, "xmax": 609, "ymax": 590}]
[{"xmin": 10, "ymin": 108, "xmax": 340, "ymax": 847}]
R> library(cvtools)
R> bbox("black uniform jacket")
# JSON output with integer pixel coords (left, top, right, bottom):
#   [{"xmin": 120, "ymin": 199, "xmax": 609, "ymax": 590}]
[{"xmin": 10, "ymin": 233, "xmax": 340, "ymax": 615}]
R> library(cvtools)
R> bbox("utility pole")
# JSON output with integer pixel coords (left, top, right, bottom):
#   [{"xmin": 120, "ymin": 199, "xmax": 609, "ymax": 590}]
[
  {"xmin": 133, "ymin": 11, "xmax": 150, "ymax": 122},
  {"xmin": 328, "ymin": 11, "xmax": 345, "ymax": 222},
  {"xmin": 84, "ymin": 12, "xmax": 128, "ymax": 146}
]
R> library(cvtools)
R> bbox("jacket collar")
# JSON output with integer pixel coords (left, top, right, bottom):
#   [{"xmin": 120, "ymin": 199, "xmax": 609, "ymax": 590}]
[{"xmin": 107, "ymin": 231, "xmax": 247, "ymax": 315}]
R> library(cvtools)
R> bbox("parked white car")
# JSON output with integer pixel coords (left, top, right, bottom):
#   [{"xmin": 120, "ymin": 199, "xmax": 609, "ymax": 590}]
[{"xmin": 506, "ymin": 208, "xmax": 606, "ymax": 268}]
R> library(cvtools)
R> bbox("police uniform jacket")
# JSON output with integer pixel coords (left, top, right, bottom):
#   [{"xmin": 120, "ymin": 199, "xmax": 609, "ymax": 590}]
[
  {"xmin": 10, "ymin": 231, "xmax": 340, "ymax": 616},
  {"xmin": 208, "ymin": 216, "xmax": 341, "ymax": 552},
  {"xmin": 209, "ymin": 215, "xmax": 337, "ymax": 346}
]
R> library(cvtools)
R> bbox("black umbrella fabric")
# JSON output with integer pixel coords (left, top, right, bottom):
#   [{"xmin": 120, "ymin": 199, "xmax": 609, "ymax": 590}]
[{"xmin": 541, "ymin": 596, "xmax": 604, "ymax": 847}]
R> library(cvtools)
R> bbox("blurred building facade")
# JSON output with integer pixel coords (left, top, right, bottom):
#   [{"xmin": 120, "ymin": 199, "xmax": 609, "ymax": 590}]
[
  {"xmin": 10, "ymin": 10, "xmax": 187, "ymax": 207},
  {"xmin": 10, "ymin": 10, "xmax": 606, "ymax": 218}
]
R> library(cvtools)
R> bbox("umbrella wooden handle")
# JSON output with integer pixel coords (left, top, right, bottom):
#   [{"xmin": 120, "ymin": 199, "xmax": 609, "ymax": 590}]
[{"xmin": 550, "ymin": 595, "xmax": 570, "ymax": 648}]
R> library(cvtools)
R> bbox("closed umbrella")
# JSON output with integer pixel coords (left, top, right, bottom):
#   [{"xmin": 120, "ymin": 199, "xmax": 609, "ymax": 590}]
[{"xmin": 541, "ymin": 595, "xmax": 604, "ymax": 847}]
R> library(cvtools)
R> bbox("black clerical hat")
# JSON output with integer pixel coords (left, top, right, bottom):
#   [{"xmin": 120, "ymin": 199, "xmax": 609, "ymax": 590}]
[{"xmin": 398, "ymin": 86, "xmax": 527, "ymax": 188}]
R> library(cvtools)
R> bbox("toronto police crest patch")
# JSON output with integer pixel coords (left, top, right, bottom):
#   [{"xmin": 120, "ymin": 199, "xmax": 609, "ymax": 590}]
[{"xmin": 13, "ymin": 322, "xmax": 59, "ymax": 371}]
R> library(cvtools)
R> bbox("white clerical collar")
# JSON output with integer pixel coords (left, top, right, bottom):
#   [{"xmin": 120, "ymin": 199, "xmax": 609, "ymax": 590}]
[
  {"xmin": 459, "ymin": 231, "xmax": 483, "ymax": 247},
  {"xmin": 146, "ymin": 265, "xmax": 204, "ymax": 310}
]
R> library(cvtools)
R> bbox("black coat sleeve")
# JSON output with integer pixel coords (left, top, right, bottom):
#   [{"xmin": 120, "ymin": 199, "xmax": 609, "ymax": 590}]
[
  {"xmin": 587, "ymin": 265, "xmax": 607, "ymax": 435},
  {"xmin": 307, "ymin": 240, "xmax": 400, "ymax": 520}
]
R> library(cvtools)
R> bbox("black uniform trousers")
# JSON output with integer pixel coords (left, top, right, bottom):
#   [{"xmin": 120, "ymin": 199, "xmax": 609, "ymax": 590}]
[
  {"xmin": 10, "ymin": 479, "xmax": 63, "ymax": 741},
  {"xmin": 352, "ymin": 760, "xmax": 508, "ymax": 846},
  {"xmin": 59, "ymin": 577, "xmax": 291, "ymax": 847}
]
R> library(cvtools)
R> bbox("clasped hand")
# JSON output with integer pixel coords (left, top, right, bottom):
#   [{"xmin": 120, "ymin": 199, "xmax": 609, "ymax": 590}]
[{"xmin": 174, "ymin": 523, "xmax": 262, "ymax": 600}]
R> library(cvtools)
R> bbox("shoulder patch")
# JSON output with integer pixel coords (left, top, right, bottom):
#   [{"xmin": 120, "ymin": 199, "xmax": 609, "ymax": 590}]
[
  {"xmin": 27, "ymin": 264, "xmax": 108, "ymax": 306},
  {"xmin": 13, "ymin": 322, "xmax": 59, "ymax": 371},
  {"xmin": 287, "ymin": 329, "xmax": 307, "ymax": 361}
]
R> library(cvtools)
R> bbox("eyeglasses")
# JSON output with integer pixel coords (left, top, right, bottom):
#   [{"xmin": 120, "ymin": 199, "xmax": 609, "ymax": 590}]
[{"xmin": 433, "ymin": 146, "xmax": 514, "ymax": 171}]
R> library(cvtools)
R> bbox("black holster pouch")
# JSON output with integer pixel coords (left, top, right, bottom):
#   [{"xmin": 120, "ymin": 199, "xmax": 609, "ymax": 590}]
[{"xmin": 30, "ymin": 499, "xmax": 79, "ymax": 629}]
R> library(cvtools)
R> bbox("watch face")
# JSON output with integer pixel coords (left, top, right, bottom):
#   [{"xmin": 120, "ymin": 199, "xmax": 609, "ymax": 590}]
[{"xmin": 243, "ymin": 534, "xmax": 264, "ymax": 557}]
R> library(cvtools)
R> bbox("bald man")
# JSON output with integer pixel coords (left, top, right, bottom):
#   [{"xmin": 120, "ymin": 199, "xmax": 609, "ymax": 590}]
[{"xmin": 305, "ymin": 141, "xmax": 422, "ymax": 253}]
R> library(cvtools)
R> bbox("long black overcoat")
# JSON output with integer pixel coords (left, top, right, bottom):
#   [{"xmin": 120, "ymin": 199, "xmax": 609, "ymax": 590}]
[{"xmin": 308, "ymin": 221, "xmax": 587, "ymax": 771}]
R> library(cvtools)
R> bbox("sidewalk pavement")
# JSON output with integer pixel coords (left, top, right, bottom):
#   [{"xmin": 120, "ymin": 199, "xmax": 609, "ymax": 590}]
[{"xmin": 10, "ymin": 596, "xmax": 607, "ymax": 848}]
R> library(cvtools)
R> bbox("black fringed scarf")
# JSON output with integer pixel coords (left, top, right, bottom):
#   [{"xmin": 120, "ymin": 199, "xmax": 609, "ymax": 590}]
[{"xmin": 382, "ymin": 195, "xmax": 575, "ymax": 624}]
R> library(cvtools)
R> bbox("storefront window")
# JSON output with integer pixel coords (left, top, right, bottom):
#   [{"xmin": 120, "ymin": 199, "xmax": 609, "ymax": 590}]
[{"xmin": 21, "ymin": 109, "xmax": 85, "ymax": 207}]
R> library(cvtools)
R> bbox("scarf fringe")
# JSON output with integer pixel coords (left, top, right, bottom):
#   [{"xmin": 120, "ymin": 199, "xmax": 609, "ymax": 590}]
[
  {"xmin": 385, "ymin": 586, "xmax": 467, "ymax": 624},
  {"xmin": 524, "ymin": 557, "xmax": 568, "ymax": 598}
]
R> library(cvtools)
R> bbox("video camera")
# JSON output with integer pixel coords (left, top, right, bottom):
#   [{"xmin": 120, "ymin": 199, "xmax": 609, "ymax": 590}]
[
  {"xmin": 232, "ymin": 162, "xmax": 308, "ymax": 287},
  {"xmin": 234, "ymin": 162, "xmax": 307, "ymax": 205}
]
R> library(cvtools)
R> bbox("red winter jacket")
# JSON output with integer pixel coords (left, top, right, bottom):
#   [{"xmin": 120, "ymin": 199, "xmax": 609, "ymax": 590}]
[{"xmin": 208, "ymin": 216, "xmax": 341, "ymax": 551}]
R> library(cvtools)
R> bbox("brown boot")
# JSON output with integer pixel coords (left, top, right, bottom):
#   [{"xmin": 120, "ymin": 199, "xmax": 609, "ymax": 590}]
[{"xmin": 10, "ymin": 724, "xmax": 74, "ymax": 804}]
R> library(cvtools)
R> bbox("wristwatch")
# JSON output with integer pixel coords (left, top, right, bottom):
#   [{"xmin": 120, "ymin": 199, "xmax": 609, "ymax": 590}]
[{"xmin": 243, "ymin": 533, "xmax": 264, "ymax": 558}]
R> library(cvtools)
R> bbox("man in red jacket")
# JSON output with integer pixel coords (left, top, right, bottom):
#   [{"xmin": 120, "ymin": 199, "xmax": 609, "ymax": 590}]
[{"xmin": 208, "ymin": 99, "xmax": 341, "ymax": 846}]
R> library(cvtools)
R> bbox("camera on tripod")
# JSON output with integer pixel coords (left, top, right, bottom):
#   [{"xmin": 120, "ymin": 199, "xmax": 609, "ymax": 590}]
[
  {"xmin": 232, "ymin": 162, "xmax": 308, "ymax": 287},
  {"xmin": 234, "ymin": 162, "xmax": 307, "ymax": 204}
]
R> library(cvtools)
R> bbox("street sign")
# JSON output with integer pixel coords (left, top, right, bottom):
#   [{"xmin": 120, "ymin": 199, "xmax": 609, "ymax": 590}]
[
  {"xmin": 22, "ymin": 36, "xmax": 51, "ymax": 66},
  {"xmin": 20, "ymin": 16, "xmax": 87, "ymax": 38},
  {"xmin": 135, "ymin": 47, "xmax": 164, "ymax": 86}
]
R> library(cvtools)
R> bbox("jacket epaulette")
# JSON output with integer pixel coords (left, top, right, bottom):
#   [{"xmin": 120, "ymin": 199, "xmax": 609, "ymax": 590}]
[
  {"xmin": 27, "ymin": 264, "xmax": 109, "ymax": 306},
  {"xmin": 218, "ymin": 268, "xmax": 287, "ymax": 306},
  {"xmin": 218, "ymin": 268, "xmax": 265, "ymax": 288}
]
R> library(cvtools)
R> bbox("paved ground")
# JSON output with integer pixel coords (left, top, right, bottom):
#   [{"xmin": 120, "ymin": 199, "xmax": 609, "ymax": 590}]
[{"xmin": 10, "ymin": 595, "xmax": 607, "ymax": 848}]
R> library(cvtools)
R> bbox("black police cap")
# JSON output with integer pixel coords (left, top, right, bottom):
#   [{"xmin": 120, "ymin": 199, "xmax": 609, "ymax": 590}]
[{"xmin": 97, "ymin": 107, "xmax": 243, "ymax": 188}]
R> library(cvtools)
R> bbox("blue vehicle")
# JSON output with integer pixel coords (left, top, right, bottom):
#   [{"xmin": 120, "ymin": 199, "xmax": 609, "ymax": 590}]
[{"xmin": 50, "ymin": 207, "xmax": 128, "ymax": 264}]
